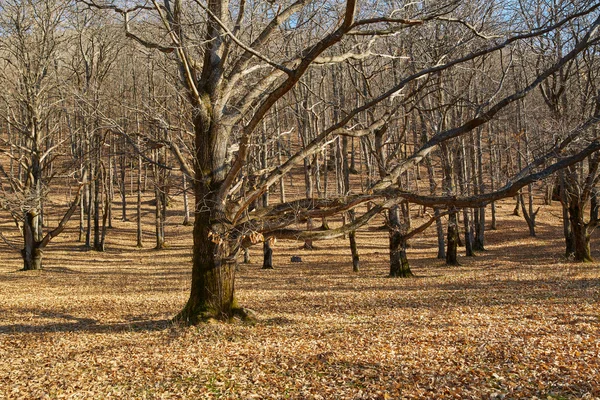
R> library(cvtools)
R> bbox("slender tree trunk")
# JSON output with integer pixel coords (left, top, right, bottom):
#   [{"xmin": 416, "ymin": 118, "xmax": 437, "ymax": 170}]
[
  {"xmin": 519, "ymin": 192, "xmax": 537, "ymax": 237},
  {"xmin": 262, "ymin": 239, "xmax": 274, "ymax": 269},
  {"xmin": 446, "ymin": 212, "xmax": 460, "ymax": 266},
  {"xmin": 22, "ymin": 211, "xmax": 43, "ymax": 271},
  {"xmin": 348, "ymin": 210, "xmax": 360, "ymax": 272},
  {"xmin": 93, "ymin": 166, "xmax": 102, "ymax": 251},
  {"xmin": 155, "ymin": 183, "xmax": 165, "ymax": 250},
  {"xmin": 183, "ymin": 174, "xmax": 191, "ymax": 226},
  {"xmin": 107, "ymin": 145, "xmax": 114, "ymax": 228},
  {"xmin": 590, "ymin": 189, "xmax": 599, "ymax": 222},
  {"xmin": 100, "ymin": 183, "xmax": 109, "ymax": 251},
  {"xmin": 560, "ymin": 174, "xmax": 575, "ymax": 258},
  {"xmin": 457, "ymin": 139, "xmax": 474, "ymax": 256},
  {"xmin": 120, "ymin": 152, "xmax": 128, "ymax": 221},
  {"xmin": 85, "ymin": 167, "xmax": 94, "ymax": 249},
  {"xmin": 78, "ymin": 175, "xmax": 85, "ymax": 242},
  {"xmin": 434, "ymin": 208, "xmax": 446, "ymax": 259},
  {"xmin": 388, "ymin": 206, "xmax": 413, "ymax": 277},
  {"xmin": 474, "ymin": 130, "xmax": 485, "ymax": 250},
  {"xmin": 136, "ymin": 142, "xmax": 143, "ymax": 248}
]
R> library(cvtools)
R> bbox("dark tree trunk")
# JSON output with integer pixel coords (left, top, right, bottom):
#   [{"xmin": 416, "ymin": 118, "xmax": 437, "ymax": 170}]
[
  {"xmin": 388, "ymin": 207, "xmax": 413, "ymax": 277},
  {"xmin": 446, "ymin": 212, "xmax": 460, "ymax": 266},
  {"xmin": 490, "ymin": 202, "xmax": 497, "ymax": 230},
  {"xmin": 560, "ymin": 175, "xmax": 575, "ymax": 258},
  {"xmin": 474, "ymin": 207, "xmax": 485, "ymax": 251},
  {"xmin": 262, "ymin": 239, "xmax": 273, "ymax": 269},
  {"xmin": 591, "ymin": 188, "xmax": 599, "ymax": 222},
  {"xmin": 22, "ymin": 211, "xmax": 43, "ymax": 271},
  {"xmin": 569, "ymin": 202, "xmax": 592, "ymax": 262},
  {"xmin": 175, "ymin": 207, "xmax": 237, "ymax": 323},
  {"xmin": 349, "ymin": 230, "xmax": 360, "ymax": 272},
  {"xmin": 183, "ymin": 174, "xmax": 191, "ymax": 226},
  {"xmin": 78, "ymin": 182, "xmax": 85, "ymax": 242},
  {"xmin": 348, "ymin": 210, "xmax": 360, "ymax": 272},
  {"xmin": 85, "ymin": 170, "xmax": 94, "ymax": 249},
  {"xmin": 434, "ymin": 208, "xmax": 446, "ymax": 259},
  {"xmin": 513, "ymin": 197, "xmax": 520, "ymax": 216}
]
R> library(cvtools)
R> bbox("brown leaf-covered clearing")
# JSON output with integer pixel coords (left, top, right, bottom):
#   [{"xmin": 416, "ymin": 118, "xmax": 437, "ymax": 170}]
[{"xmin": 1, "ymin": 201, "xmax": 599, "ymax": 399}]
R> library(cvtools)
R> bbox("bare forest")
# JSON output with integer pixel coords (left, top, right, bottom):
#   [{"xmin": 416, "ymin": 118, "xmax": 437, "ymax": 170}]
[{"xmin": 1, "ymin": 0, "xmax": 600, "ymax": 398}]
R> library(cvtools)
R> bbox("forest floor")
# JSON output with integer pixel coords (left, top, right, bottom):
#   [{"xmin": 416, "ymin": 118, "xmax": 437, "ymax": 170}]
[{"xmin": 0, "ymin": 198, "xmax": 599, "ymax": 399}]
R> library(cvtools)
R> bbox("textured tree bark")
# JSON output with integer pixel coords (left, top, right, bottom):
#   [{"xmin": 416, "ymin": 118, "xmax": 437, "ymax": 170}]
[
  {"xmin": 175, "ymin": 211, "xmax": 238, "ymax": 323},
  {"xmin": 174, "ymin": 106, "xmax": 245, "ymax": 323}
]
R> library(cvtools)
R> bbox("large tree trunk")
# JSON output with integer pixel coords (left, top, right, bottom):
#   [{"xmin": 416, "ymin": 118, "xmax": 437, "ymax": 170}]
[
  {"xmin": 174, "ymin": 108, "xmax": 243, "ymax": 324},
  {"xmin": 175, "ymin": 204, "xmax": 237, "ymax": 323}
]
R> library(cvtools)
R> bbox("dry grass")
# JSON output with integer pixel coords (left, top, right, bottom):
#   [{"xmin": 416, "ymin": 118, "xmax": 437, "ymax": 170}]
[{"xmin": 1, "ymin": 199, "xmax": 599, "ymax": 399}]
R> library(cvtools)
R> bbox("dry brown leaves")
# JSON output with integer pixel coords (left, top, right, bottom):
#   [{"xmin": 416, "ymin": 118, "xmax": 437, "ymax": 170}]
[{"xmin": 0, "ymin": 201, "xmax": 599, "ymax": 399}]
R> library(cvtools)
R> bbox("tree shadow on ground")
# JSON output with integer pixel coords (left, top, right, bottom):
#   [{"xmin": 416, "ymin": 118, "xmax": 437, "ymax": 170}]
[{"xmin": 0, "ymin": 309, "xmax": 170, "ymax": 334}]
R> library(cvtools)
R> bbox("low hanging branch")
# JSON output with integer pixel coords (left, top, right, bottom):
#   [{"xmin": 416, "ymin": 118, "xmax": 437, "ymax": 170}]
[
  {"xmin": 262, "ymin": 201, "xmax": 390, "ymax": 241},
  {"xmin": 385, "ymin": 138, "xmax": 600, "ymax": 209}
]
